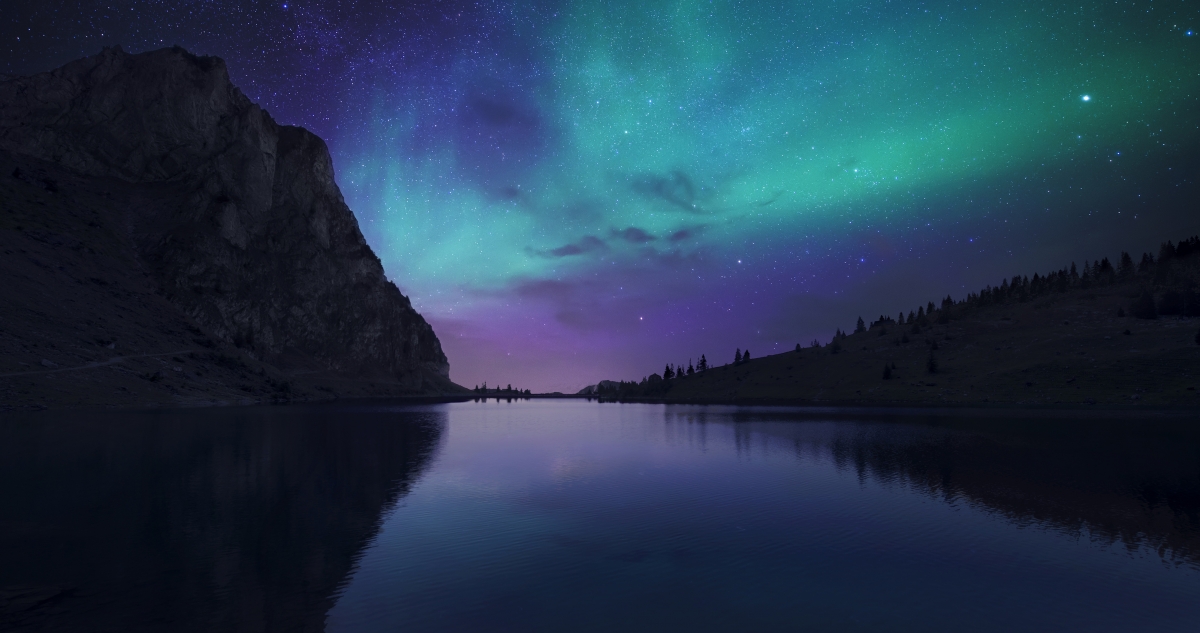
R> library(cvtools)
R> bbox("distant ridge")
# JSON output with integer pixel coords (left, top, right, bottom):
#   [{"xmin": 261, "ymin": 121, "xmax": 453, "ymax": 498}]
[
  {"xmin": 585, "ymin": 236, "xmax": 1200, "ymax": 407},
  {"xmin": 0, "ymin": 46, "xmax": 463, "ymax": 408}
]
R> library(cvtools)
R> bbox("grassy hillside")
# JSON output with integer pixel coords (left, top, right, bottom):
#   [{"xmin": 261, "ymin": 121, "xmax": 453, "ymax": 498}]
[{"xmin": 592, "ymin": 239, "xmax": 1200, "ymax": 408}]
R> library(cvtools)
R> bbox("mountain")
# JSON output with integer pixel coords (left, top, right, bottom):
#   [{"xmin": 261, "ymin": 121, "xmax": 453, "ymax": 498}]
[
  {"xmin": 0, "ymin": 46, "xmax": 462, "ymax": 409},
  {"xmin": 588, "ymin": 241, "xmax": 1200, "ymax": 408}
]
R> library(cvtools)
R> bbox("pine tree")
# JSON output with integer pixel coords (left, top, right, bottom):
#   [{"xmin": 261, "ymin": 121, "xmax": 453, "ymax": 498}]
[
  {"xmin": 1185, "ymin": 291, "xmax": 1200, "ymax": 317},
  {"xmin": 855, "ymin": 316, "xmax": 866, "ymax": 334},
  {"xmin": 1159, "ymin": 291, "xmax": 1185, "ymax": 315},
  {"xmin": 743, "ymin": 349, "xmax": 750, "ymax": 361},
  {"xmin": 1119, "ymin": 252, "xmax": 1134, "ymax": 275},
  {"xmin": 687, "ymin": 361, "xmax": 695, "ymax": 376},
  {"xmin": 699, "ymin": 354, "xmax": 708, "ymax": 371},
  {"xmin": 1160, "ymin": 241, "xmax": 1177, "ymax": 262},
  {"xmin": 795, "ymin": 343, "xmax": 801, "ymax": 352},
  {"xmin": 898, "ymin": 312, "xmax": 905, "ymax": 325},
  {"xmin": 1139, "ymin": 253, "xmax": 1155, "ymax": 273},
  {"xmin": 1131, "ymin": 290, "xmax": 1157, "ymax": 319},
  {"xmin": 664, "ymin": 364, "xmax": 673, "ymax": 379},
  {"xmin": 735, "ymin": 349, "xmax": 742, "ymax": 363}
]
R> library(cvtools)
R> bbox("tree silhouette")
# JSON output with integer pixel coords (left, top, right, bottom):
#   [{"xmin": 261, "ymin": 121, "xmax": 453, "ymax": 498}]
[
  {"xmin": 1158, "ymin": 291, "xmax": 1185, "ymax": 315},
  {"xmin": 735, "ymin": 349, "xmax": 742, "ymax": 363},
  {"xmin": 855, "ymin": 316, "xmax": 866, "ymax": 333},
  {"xmin": 1131, "ymin": 290, "xmax": 1157, "ymax": 319},
  {"xmin": 1186, "ymin": 291, "xmax": 1200, "ymax": 317},
  {"xmin": 687, "ymin": 361, "xmax": 695, "ymax": 376},
  {"xmin": 743, "ymin": 349, "xmax": 750, "ymax": 361},
  {"xmin": 1117, "ymin": 252, "xmax": 1134, "ymax": 276},
  {"xmin": 664, "ymin": 363, "xmax": 673, "ymax": 379}
]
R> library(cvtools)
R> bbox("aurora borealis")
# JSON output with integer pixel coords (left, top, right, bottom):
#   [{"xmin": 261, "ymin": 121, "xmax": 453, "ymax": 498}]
[{"xmin": 6, "ymin": 1, "xmax": 1199, "ymax": 391}]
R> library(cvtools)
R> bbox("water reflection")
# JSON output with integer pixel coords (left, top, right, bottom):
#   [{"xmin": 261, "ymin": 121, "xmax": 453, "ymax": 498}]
[
  {"xmin": 0, "ymin": 404, "xmax": 444, "ymax": 632},
  {"xmin": 669, "ymin": 407, "xmax": 1200, "ymax": 568}
]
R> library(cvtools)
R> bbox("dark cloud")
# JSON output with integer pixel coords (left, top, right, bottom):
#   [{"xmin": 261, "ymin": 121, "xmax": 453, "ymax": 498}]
[
  {"xmin": 527, "ymin": 235, "xmax": 607, "ymax": 258},
  {"xmin": 506, "ymin": 272, "xmax": 674, "ymax": 333},
  {"xmin": 466, "ymin": 94, "xmax": 529, "ymax": 127},
  {"xmin": 611, "ymin": 227, "xmax": 656, "ymax": 244},
  {"xmin": 756, "ymin": 190, "xmax": 783, "ymax": 207},
  {"xmin": 453, "ymin": 81, "xmax": 550, "ymax": 188},
  {"xmin": 630, "ymin": 170, "xmax": 702, "ymax": 213},
  {"xmin": 668, "ymin": 224, "xmax": 706, "ymax": 243},
  {"xmin": 513, "ymin": 278, "xmax": 577, "ymax": 301},
  {"xmin": 497, "ymin": 185, "xmax": 523, "ymax": 200}
]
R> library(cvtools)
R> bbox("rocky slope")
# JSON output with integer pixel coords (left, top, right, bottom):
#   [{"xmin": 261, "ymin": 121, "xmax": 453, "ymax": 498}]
[{"xmin": 0, "ymin": 46, "xmax": 460, "ymax": 408}]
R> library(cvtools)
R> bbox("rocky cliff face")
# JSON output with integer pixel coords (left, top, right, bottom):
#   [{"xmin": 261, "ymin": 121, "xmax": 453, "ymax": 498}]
[{"xmin": 0, "ymin": 46, "xmax": 454, "ymax": 401}]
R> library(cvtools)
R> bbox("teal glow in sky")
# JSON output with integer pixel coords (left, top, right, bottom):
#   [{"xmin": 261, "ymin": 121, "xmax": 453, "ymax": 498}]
[{"xmin": 7, "ymin": 0, "xmax": 1200, "ymax": 390}]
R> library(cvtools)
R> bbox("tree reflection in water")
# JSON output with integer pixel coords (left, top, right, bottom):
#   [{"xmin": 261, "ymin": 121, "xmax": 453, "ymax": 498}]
[{"xmin": 688, "ymin": 408, "xmax": 1200, "ymax": 569}]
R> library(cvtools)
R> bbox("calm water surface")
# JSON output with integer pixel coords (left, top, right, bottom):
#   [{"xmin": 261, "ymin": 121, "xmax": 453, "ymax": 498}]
[{"xmin": 1, "ymin": 400, "xmax": 1198, "ymax": 631}]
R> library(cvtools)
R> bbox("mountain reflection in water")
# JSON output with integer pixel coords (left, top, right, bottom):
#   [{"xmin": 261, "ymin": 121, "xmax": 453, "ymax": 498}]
[
  {"xmin": 2, "ymin": 402, "xmax": 1199, "ymax": 632},
  {"xmin": 0, "ymin": 404, "xmax": 444, "ymax": 632}
]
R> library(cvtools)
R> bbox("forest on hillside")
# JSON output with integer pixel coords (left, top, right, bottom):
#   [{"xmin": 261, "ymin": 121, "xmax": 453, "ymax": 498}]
[{"xmin": 588, "ymin": 236, "xmax": 1200, "ymax": 398}]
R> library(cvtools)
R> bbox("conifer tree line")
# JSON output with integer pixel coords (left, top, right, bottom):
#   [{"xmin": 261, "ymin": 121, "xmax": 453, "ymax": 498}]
[
  {"xmin": 585, "ymin": 235, "xmax": 1200, "ymax": 401},
  {"xmin": 473, "ymin": 382, "xmax": 533, "ymax": 396},
  {"xmin": 660, "ymin": 354, "xmax": 710, "ymax": 380},
  {"xmin": 823, "ymin": 236, "xmax": 1200, "ymax": 348}
]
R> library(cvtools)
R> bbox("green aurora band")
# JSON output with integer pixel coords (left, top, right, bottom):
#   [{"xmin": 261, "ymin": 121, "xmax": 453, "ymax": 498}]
[{"xmin": 329, "ymin": 0, "xmax": 1197, "ymax": 390}]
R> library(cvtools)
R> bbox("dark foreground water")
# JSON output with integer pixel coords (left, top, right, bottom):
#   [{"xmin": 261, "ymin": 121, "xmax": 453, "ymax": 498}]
[{"xmin": 1, "ymin": 401, "xmax": 1199, "ymax": 632}]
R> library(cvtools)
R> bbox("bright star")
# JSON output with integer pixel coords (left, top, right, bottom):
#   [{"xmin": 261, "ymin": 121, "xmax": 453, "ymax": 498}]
[{"xmin": 1081, "ymin": 95, "xmax": 1091, "ymax": 102}]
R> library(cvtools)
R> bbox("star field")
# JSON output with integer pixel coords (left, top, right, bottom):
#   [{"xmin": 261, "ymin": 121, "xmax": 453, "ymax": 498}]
[{"xmin": 5, "ymin": 0, "xmax": 1199, "ymax": 391}]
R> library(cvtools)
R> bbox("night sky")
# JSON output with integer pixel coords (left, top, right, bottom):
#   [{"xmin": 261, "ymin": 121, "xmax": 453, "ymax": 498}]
[{"xmin": 5, "ymin": 1, "xmax": 1199, "ymax": 392}]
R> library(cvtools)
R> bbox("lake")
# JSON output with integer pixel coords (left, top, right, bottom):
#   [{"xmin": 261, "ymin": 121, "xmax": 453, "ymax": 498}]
[{"xmin": 1, "ymin": 400, "xmax": 1198, "ymax": 631}]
